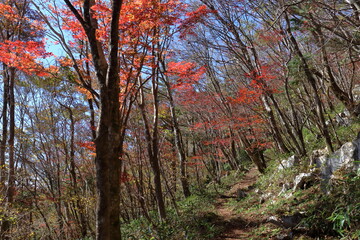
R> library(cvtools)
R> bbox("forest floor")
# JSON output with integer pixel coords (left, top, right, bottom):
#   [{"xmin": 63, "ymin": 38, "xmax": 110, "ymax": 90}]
[{"xmin": 212, "ymin": 167, "xmax": 268, "ymax": 240}]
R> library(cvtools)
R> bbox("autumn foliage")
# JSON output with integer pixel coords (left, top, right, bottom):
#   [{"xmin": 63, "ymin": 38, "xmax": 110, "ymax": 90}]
[{"xmin": 0, "ymin": 0, "xmax": 359, "ymax": 239}]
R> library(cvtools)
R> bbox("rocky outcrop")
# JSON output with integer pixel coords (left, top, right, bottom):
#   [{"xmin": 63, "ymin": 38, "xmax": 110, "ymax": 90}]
[
  {"xmin": 292, "ymin": 172, "xmax": 315, "ymax": 191},
  {"xmin": 277, "ymin": 136, "xmax": 360, "ymax": 194},
  {"xmin": 317, "ymin": 142, "xmax": 359, "ymax": 180},
  {"xmin": 352, "ymin": 84, "xmax": 360, "ymax": 102},
  {"xmin": 278, "ymin": 155, "xmax": 298, "ymax": 170},
  {"xmin": 278, "ymin": 182, "xmax": 293, "ymax": 196},
  {"xmin": 259, "ymin": 192, "xmax": 272, "ymax": 203},
  {"xmin": 309, "ymin": 147, "xmax": 328, "ymax": 167},
  {"xmin": 325, "ymin": 110, "xmax": 352, "ymax": 127},
  {"xmin": 352, "ymin": 132, "xmax": 360, "ymax": 163},
  {"xmin": 267, "ymin": 212, "xmax": 303, "ymax": 229}
]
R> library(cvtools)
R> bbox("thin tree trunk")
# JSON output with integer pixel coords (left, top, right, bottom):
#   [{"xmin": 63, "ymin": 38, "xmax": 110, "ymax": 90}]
[
  {"xmin": 284, "ymin": 12, "xmax": 334, "ymax": 152},
  {"xmin": 65, "ymin": 105, "xmax": 88, "ymax": 237},
  {"xmin": 138, "ymin": 80, "xmax": 167, "ymax": 221},
  {"xmin": 314, "ymin": 23, "xmax": 358, "ymax": 116},
  {"xmin": 163, "ymin": 79, "xmax": 191, "ymax": 198},
  {"xmin": 1, "ymin": 67, "xmax": 15, "ymax": 239},
  {"xmin": 0, "ymin": 64, "xmax": 9, "ymax": 194},
  {"xmin": 261, "ymin": 95, "xmax": 290, "ymax": 154}
]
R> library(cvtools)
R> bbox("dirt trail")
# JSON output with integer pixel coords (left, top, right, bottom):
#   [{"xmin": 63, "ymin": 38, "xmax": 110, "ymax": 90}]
[{"xmin": 213, "ymin": 167, "xmax": 263, "ymax": 240}]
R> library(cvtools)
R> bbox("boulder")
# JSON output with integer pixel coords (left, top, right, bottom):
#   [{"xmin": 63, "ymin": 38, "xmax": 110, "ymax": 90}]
[
  {"xmin": 267, "ymin": 212, "xmax": 303, "ymax": 229},
  {"xmin": 278, "ymin": 155, "xmax": 298, "ymax": 170},
  {"xmin": 309, "ymin": 147, "xmax": 328, "ymax": 167},
  {"xmin": 343, "ymin": 109, "xmax": 351, "ymax": 117},
  {"xmin": 313, "ymin": 140, "xmax": 360, "ymax": 193},
  {"xmin": 352, "ymin": 84, "xmax": 360, "ymax": 101},
  {"xmin": 254, "ymin": 188, "xmax": 262, "ymax": 194},
  {"xmin": 352, "ymin": 132, "xmax": 360, "ymax": 166},
  {"xmin": 335, "ymin": 113, "xmax": 351, "ymax": 126},
  {"xmin": 293, "ymin": 172, "xmax": 315, "ymax": 191},
  {"xmin": 280, "ymin": 213, "xmax": 303, "ymax": 228},
  {"xmin": 267, "ymin": 216, "xmax": 283, "ymax": 227},
  {"xmin": 320, "ymin": 142, "xmax": 358, "ymax": 180},
  {"xmin": 274, "ymin": 232, "xmax": 293, "ymax": 240}
]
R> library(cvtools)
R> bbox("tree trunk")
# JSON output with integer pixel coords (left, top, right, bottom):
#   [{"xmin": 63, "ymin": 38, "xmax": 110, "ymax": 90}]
[
  {"xmin": 138, "ymin": 79, "xmax": 167, "ymax": 221},
  {"xmin": 164, "ymin": 79, "xmax": 191, "ymax": 198},
  {"xmin": 95, "ymin": 96, "xmax": 123, "ymax": 240},
  {"xmin": 238, "ymin": 132, "xmax": 267, "ymax": 173},
  {"xmin": 0, "ymin": 64, "xmax": 9, "ymax": 194},
  {"xmin": 284, "ymin": 12, "xmax": 334, "ymax": 152},
  {"xmin": 63, "ymin": 1, "xmax": 124, "ymax": 239},
  {"xmin": 261, "ymin": 95, "xmax": 290, "ymax": 154},
  {"xmin": 0, "ymin": 67, "xmax": 15, "ymax": 239}
]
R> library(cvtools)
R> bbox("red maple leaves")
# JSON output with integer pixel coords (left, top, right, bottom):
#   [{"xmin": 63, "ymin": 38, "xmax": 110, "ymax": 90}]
[
  {"xmin": 0, "ymin": 40, "xmax": 52, "ymax": 76},
  {"xmin": 179, "ymin": 5, "xmax": 216, "ymax": 39},
  {"xmin": 0, "ymin": 3, "xmax": 53, "ymax": 76},
  {"xmin": 166, "ymin": 61, "xmax": 206, "ymax": 90}
]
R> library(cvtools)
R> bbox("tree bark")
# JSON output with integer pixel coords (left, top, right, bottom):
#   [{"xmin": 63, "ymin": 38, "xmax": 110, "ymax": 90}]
[
  {"xmin": 0, "ymin": 66, "xmax": 15, "ymax": 239},
  {"xmin": 0, "ymin": 64, "xmax": 9, "ymax": 194},
  {"xmin": 138, "ymin": 80, "xmax": 167, "ymax": 221},
  {"xmin": 163, "ymin": 78, "xmax": 191, "ymax": 198},
  {"xmin": 284, "ymin": 12, "xmax": 334, "ymax": 153},
  {"xmin": 63, "ymin": 0, "xmax": 124, "ymax": 239}
]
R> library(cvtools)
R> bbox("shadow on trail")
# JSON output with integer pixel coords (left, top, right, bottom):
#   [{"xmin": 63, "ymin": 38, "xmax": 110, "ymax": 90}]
[{"xmin": 213, "ymin": 214, "xmax": 264, "ymax": 239}]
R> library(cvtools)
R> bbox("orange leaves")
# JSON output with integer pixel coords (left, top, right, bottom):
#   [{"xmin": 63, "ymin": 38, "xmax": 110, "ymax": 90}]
[
  {"xmin": 61, "ymin": 9, "xmax": 86, "ymax": 41},
  {"xmin": 166, "ymin": 61, "xmax": 205, "ymax": 90},
  {"xmin": 179, "ymin": 5, "xmax": 215, "ymax": 39},
  {"xmin": 55, "ymin": 0, "xmax": 189, "ymax": 85},
  {"xmin": 83, "ymin": 0, "xmax": 185, "ymax": 43},
  {"xmin": 228, "ymin": 87, "xmax": 261, "ymax": 105},
  {"xmin": 0, "ymin": 2, "xmax": 44, "ymax": 39},
  {"xmin": 0, "ymin": 3, "xmax": 17, "ymax": 19},
  {"xmin": 115, "ymin": 0, "xmax": 185, "ymax": 49},
  {"xmin": 77, "ymin": 141, "xmax": 96, "ymax": 156},
  {"xmin": 76, "ymin": 86, "xmax": 93, "ymax": 99},
  {"xmin": 227, "ymin": 65, "xmax": 282, "ymax": 106},
  {"xmin": 58, "ymin": 57, "xmax": 73, "ymax": 67},
  {"xmin": 91, "ymin": 3, "xmax": 112, "ymax": 41},
  {"xmin": 120, "ymin": 0, "xmax": 183, "ymax": 29},
  {"xmin": 91, "ymin": 3, "xmax": 111, "ymax": 14},
  {"xmin": 167, "ymin": 61, "xmax": 199, "ymax": 73},
  {"xmin": 0, "ymin": 3, "xmax": 51, "ymax": 76},
  {"xmin": 245, "ymin": 65, "xmax": 282, "ymax": 94},
  {"xmin": 0, "ymin": 40, "xmax": 52, "ymax": 76},
  {"xmin": 257, "ymin": 30, "xmax": 284, "ymax": 45}
]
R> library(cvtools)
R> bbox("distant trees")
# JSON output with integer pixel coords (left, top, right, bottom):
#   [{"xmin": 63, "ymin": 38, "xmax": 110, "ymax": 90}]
[
  {"xmin": 178, "ymin": 0, "xmax": 359, "ymax": 170},
  {"xmin": 0, "ymin": 0, "xmax": 47, "ymax": 238}
]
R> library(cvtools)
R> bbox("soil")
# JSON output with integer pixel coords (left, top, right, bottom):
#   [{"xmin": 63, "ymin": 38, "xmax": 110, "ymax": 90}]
[{"xmin": 212, "ymin": 167, "xmax": 267, "ymax": 240}]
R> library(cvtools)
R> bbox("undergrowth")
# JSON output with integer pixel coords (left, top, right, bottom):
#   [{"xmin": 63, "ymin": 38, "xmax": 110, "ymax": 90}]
[
  {"xmin": 121, "ymin": 116, "xmax": 360, "ymax": 240},
  {"xmin": 121, "ymin": 192, "xmax": 221, "ymax": 240},
  {"xmin": 302, "ymin": 169, "xmax": 360, "ymax": 239}
]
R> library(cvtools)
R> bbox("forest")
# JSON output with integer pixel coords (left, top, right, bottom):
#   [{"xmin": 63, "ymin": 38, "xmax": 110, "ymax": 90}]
[{"xmin": 0, "ymin": 0, "xmax": 359, "ymax": 239}]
